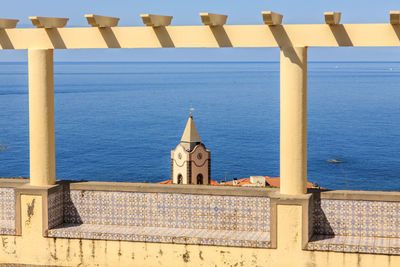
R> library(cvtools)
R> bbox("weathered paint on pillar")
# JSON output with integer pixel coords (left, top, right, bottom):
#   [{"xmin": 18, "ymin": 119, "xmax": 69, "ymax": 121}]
[
  {"xmin": 28, "ymin": 49, "xmax": 56, "ymax": 186},
  {"xmin": 280, "ymin": 46, "xmax": 307, "ymax": 195}
]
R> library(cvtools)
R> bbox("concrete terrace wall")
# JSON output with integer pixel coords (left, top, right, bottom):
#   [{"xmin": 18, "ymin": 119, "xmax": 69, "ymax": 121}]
[
  {"xmin": 1, "ymin": 178, "xmax": 400, "ymax": 266},
  {"xmin": 3, "ymin": 13, "xmax": 400, "ymax": 267}
]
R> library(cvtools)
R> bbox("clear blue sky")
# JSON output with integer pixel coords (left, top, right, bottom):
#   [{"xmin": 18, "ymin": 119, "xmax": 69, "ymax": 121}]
[{"xmin": 2, "ymin": 0, "xmax": 400, "ymax": 62}]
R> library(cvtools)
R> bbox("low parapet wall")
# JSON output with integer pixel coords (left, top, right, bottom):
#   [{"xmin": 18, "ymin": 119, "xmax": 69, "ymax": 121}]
[
  {"xmin": 50, "ymin": 182, "xmax": 273, "ymax": 248},
  {"xmin": 309, "ymin": 190, "xmax": 400, "ymax": 254},
  {"xmin": 0, "ymin": 178, "xmax": 400, "ymax": 266}
]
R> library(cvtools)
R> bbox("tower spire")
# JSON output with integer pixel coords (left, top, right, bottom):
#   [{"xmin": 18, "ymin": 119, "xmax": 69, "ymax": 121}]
[{"xmin": 181, "ymin": 110, "xmax": 201, "ymax": 151}]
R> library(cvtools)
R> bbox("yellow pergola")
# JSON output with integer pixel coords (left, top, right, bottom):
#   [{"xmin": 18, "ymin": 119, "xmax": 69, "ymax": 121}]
[{"xmin": 2, "ymin": 11, "xmax": 399, "ymax": 195}]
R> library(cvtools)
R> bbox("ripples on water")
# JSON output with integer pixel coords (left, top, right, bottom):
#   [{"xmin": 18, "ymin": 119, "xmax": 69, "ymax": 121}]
[{"xmin": 0, "ymin": 61, "xmax": 399, "ymax": 191}]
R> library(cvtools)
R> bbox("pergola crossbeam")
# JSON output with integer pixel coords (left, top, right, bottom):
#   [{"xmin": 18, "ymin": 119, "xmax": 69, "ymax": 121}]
[
  {"xmin": 390, "ymin": 11, "xmax": 400, "ymax": 25},
  {"xmin": 85, "ymin": 14, "xmax": 120, "ymax": 27},
  {"xmin": 140, "ymin": 14, "xmax": 172, "ymax": 27},
  {"xmin": 0, "ymin": 18, "xmax": 19, "ymax": 29},
  {"xmin": 324, "ymin": 12, "xmax": 341, "ymax": 25},
  {"xmin": 29, "ymin": 17, "xmax": 69, "ymax": 28},
  {"xmin": 200, "ymin": 13, "xmax": 227, "ymax": 26},
  {"xmin": 262, "ymin": 11, "xmax": 283, "ymax": 25}
]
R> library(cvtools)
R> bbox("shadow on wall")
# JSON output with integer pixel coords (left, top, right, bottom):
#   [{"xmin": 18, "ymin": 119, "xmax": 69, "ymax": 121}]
[
  {"xmin": 311, "ymin": 192, "xmax": 334, "ymax": 239},
  {"xmin": 61, "ymin": 182, "xmax": 83, "ymax": 225}
]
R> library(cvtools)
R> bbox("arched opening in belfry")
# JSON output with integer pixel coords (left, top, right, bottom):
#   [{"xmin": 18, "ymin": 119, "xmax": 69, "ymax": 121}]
[
  {"xmin": 177, "ymin": 174, "xmax": 183, "ymax": 184},
  {"xmin": 197, "ymin": 174, "xmax": 203, "ymax": 184}
]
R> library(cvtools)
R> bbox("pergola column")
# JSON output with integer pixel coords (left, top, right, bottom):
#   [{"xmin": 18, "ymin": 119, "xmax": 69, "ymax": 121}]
[
  {"xmin": 28, "ymin": 49, "xmax": 56, "ymax": 186},
  {"xmin": 280, "ymin": 46, "xmax": 307, "ymax": 195}
]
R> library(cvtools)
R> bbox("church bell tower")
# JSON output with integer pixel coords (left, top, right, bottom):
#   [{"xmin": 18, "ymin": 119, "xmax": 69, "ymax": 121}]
[{"xmin": 171, "ymin": 114, "xmax": 211, "ymax": 184}]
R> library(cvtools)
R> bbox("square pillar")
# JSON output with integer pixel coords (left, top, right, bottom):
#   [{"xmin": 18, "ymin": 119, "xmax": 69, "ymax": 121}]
[
  {"xmin": 280, "ymin": 47, "xmax": 307, "ymax": 195},
  {"xmin": 28, "ymin": 49, "xmax": 56, "ymax": 186}
]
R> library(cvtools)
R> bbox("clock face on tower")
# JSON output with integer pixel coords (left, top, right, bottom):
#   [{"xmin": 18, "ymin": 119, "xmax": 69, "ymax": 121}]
[
  {"xmin": 193, "ymin": 150, "xmax": 207, "ymax": 166},
  {"xmin": 175, "ymin": 149, "xmax": 185, "ymax": 166}
]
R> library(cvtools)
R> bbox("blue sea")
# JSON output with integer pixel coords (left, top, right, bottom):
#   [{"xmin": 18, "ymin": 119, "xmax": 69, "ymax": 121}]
[{"xmin": 0, "ymin": 61, "xmax": 399, "ymax": 191}]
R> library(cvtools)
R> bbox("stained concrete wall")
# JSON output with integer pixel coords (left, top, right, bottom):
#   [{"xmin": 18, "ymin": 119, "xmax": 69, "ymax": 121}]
[{"xmin": 0, "ymin": 179, "xmax": 400, "ymax": 267}]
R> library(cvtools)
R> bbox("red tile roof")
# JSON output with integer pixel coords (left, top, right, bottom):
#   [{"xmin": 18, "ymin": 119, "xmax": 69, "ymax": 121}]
[
  {"xmin": 159, "ymin": 179, "xmax": 219, "ymax": 185},
  {"xmin": 224, "ymin": 176, "xmax": 316, "ymax": 188},
  {"xmin": 160, "ymin": 177, "xmax": 320, "ymax": 188}
]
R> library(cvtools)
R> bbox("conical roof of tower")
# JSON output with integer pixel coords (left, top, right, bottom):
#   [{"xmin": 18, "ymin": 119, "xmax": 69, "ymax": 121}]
[{"xmin": 181, "ymin": 115, "xmax": 201, "ymax": 144}]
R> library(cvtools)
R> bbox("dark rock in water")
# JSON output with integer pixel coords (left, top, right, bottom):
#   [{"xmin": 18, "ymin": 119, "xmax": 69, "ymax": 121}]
[{"xmin": 327, "ymin": 158, "xmax": 344, "ymax": 163}]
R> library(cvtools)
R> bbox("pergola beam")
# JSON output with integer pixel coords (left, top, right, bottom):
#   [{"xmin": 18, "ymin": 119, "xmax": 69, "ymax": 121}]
[
  {"xmin": 262, "ymin": 11, "xmax": 283, "ymax": 25},
  {"xmin": 85, "ymin": 14, "xmax": 120, "ymax": 27},
  {"xmin": 1, "ymin": 24, "xmax": 400, "ymax": 49},
  {"xmin": 0, "ymin": 18, "xmax": 19, "ymax": 29},
  {"xmin": 324, "ymin": 12, "xmax": 341, "ymax": 25},
  {"xmin": 200, "ymin": 13, "xmax": 227, "ymax": 26},
  {"xmin": 29, "ymin": 17, "xmax": 69, "ymax": 28},
  {"xmin": 140, "ymin": 14, "xmax": 172, "ymax": 27},
  {"xmin": 390, "ymin": 11, "xmax": 400, "ymax": 25}
]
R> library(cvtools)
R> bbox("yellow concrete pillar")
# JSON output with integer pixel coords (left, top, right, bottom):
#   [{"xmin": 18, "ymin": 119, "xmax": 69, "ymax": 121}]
[
  {"xmin": 28, "ymin": 49, "xmax": 56, "ymax": 186},
  {"xmin": 280, "ymin": 47, "xmax": 307, "ymax": 195}
]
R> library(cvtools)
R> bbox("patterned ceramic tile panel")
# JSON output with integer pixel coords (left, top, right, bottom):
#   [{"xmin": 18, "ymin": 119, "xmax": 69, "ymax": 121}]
[
  {"xmin": 55, "ymin": 189, "xmax": 271, "ymax": 247},
  {"xmin": 308, "ymin": 199, "xmax": 314, "ymax": 241},
  {"xmin": 47, "ymin": 223, "xmax": 271, "ymax": 248},
  {"xmin": 313, "ymin": 199, "xmax": 358, "ymax": 236},
  {"xmin": 63, "ymin": 190, "xmax": 270, "ymax": 232},
  {"xmin": 309, "ymin": 235, "xmax": 400, "ymax": 255},
  {"xmin": 307, "ymin": 235, "xmax": 333, "ymax": 251},
  {"xmin": 0, "ymin": 188, "xmax": 16, "ymax": 235},
  {"xmin": 343, "ymin": 236, "xmax": 360, "ymax": 253},
  {"xmin": 313, "ymin": 199, "xmax": 400, "ymax": 238},
  {"xmin": 374, "ymin": 237, "xmax": 390, "ymax": 254},
  {"xmin": 48, "ymin": 189, "xmax": 64, "ymax": 229},
  {"xmin": 310, "ymin": 198, "xmax": 400, "ymax": 255}
]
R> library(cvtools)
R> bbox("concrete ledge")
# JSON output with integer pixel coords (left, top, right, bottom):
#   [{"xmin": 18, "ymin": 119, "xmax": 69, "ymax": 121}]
[
  {"xmin": 320, "ymin": 190, "xmax": 400, "ymax": 202},
  {"xmin": 1, "ymin": 178, "xmax": 399, "ymax": 203},
  {"xmin": 0, "ymin": 178, "xmax": 29, "ymax": 188},
  {"xmin": 48, "ymin": 223, "xmax": 271, "ymax": 248},
  {"xmin": 15, "ymin": 183, "xmax": 63, "ymax": 195},
  {"xmin": 307, "ymin": 235, "xmax": 400, "ymax": 255},
  {"xmin": 68, "ymin": 181, "xmax": 279, "ymax": 197}
]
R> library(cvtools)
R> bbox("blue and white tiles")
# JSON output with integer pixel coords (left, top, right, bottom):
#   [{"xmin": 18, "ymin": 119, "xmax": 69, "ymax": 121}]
[
  {"xmin": 0, "ymin": 188, "xmax": 16, "ymax": 235},
  {"xmin": 49, "ymin": 189, "xmax": 272, "ymax": 248},
  {"xmin": 48, "ymin": 189, "xmax": 64, "ymax": 229},
  {"xmin": 309, "ymin": 198, "xmax": 400, "ymax": 254},
  {"xmin": 47, "ymin": 223, "xmax": 271, "ymax": 248}
]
